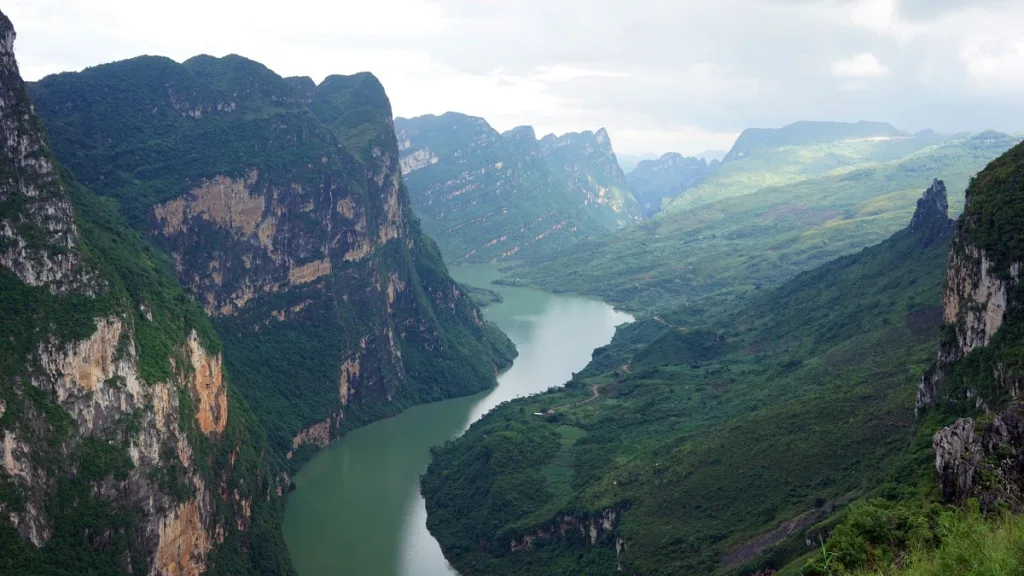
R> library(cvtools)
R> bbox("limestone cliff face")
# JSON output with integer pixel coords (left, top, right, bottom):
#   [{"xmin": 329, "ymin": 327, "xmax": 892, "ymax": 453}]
[
  {"xmin": 32, "ymin": 318, "xmax": 224, "ymax": 574},
  {"xmin": 922, "ymin": 142, "xmax": 1024, "ymax": 511},
  {"xmin": 916, "ymin": 147, "xmax": 1024, "ymax": 412},
  {"xmin": 0, "ymin": 14, "xmax": 87, "ymax": 294},
  {"xmin": 539, "ymin": 128, "xmax": 644, "ymax": 228},
  {"xmin": 932, "ymin": 404, "xmax": 1024, "ymax": 510},
  {"xmin": 31, "ymin": 55, "xmax": 516, "ymax": 462},
  {"xmin": 0, "ymin": 12, "xmax": 286, "ymax": 574}
]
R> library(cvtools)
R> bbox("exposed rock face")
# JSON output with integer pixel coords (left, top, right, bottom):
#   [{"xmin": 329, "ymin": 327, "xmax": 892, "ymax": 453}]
[
  {"xmin": 31, "ymin": 55, "xmax": 515, "ymax": 463},
  {"xmin": 0, "ymin": 12, "xmax": 87, "ymax": 294},
  {"xmin": 915, "ymin": 153, "xmax": 1024, "ymax": 412},
  {"xmin": 508, "ymin": 507, "xmax": 622, "ymax": 552},
  {"xmin": 187, "ymin": 330, "xmax": 227, "ymax": 436},
  {"xmin": 539, "ymin": 127, "xmax": 644, "ymax": 228},
  {"xmin": 0, "ymin": 12, "xmax": 284, "ymax": 574},
  {"xmin": 933, "ymin": 404, "xmax": 1024, "ymax": 510}
]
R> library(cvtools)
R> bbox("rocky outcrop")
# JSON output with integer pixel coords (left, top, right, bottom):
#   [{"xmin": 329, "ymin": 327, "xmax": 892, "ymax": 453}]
[
  {"xmin": 508, "ymin": 507, "xmax": 623, "ymax": 552},
  {"xmin": 915, "ymin": 151, "xmax": 1024, "ymax": 412},
  {"xmin": 933, "ymin": 404, "xmax": 1024, "ymax": 510},
  {"xmin": 0, "ymin": 11, "xmax": 88, "ymax": 294}
]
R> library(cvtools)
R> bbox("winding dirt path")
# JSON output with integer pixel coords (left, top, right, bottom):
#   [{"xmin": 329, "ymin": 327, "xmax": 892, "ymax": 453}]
[{"xmin": 543, "ymin": 384, "xmax": 601, "ymax": 415}]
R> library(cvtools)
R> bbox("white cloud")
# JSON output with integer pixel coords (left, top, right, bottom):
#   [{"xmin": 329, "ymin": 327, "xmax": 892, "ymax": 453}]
[
  {"xmin": 5, "ymin": 0, "xmax": 1024, "ymax": 154},
  {"xmin": 961, "ymin": 38, "xmax": 1024, "ymax": 91},
  {"xmin": 831, "ymin": 53, "xmax": 891, "ymax": 78}
]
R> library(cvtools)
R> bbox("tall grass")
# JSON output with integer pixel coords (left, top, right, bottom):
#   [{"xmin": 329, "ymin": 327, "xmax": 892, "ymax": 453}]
[{"xmin": 847, "ymin": 506, "xmax": 1024, "ymax": 576}]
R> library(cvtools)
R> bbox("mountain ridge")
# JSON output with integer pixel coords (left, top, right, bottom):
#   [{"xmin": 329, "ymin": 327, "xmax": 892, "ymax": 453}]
[{"xmin": 28, "ymin": 52, "xmax": 515, "ymax": 467}]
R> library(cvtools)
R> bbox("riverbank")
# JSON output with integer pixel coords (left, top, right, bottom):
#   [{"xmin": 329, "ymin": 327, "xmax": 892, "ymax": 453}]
[{"xmin": 283, "ymin": 264, "xmax": 632, "ymax": 576}]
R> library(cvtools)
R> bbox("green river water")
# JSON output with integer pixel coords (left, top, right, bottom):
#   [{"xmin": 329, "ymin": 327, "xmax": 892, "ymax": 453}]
[{"xmin": 282, "ymin": 264, "xmax": 632, "ymax": 576}]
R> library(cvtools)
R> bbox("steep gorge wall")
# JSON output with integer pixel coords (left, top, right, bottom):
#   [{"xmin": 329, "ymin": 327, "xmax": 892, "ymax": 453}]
[
  {"xmin": 29, "ymin": 55, "xmax": 515, "ymax": 464},
  {"xmin": 919, "ymin": 141, "xmax": 1024, "ymax": 511},
  {"xmin": 916, "ymin": 143, "xmax": 1024, "ymax": 412},
  {"xmin": 0, "ymin": 12, "xmax": 291, "ymax": 574}
]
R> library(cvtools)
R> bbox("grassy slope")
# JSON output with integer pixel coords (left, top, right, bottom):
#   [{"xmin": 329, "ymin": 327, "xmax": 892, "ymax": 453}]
[
  {"xmin": 507, "ymin": 133, "xmax": 1018, "ymax": 313},
  {"xmin": 422, "ymin": 193, "xmax": 955, "ymax": 575}
]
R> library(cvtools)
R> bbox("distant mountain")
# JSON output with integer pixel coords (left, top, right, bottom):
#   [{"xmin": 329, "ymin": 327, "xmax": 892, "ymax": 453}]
[
  {"xmin": 696, "ymin": 149, "xmax": 727, "ymax": 162},
  {"xmin": 617, "ymin": 153, "xmax": 658, "ymax": 173},
  {"xmin": 723, "ymin": 120, "xmax": 906, "ymax": 163},
  {"xmin": 396, "ymin": 114, "xmax": 641, "ymax": 263},
  {"xmin": 667, "ymin": 121, "xmax": 944, "ymax": 211},
  {"xmin": 504, "ymin": 131, "xmax": 1018, "ymax": 312},
  {"xmin": 539, "ymin": 128, "xmax": 643, "ymax": 228},
  {"xmin": 626, "ymin": 153, "xmax": 715, "ymax": 216}
]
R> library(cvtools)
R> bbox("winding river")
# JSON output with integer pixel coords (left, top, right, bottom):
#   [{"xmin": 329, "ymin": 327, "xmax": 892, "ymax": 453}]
[{"xmin": 282, "ymin": 264, "xmax": 632, "ymax": 576}]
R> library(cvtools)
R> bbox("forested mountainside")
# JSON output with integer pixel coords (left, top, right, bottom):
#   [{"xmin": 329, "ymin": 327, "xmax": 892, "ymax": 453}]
[
  {"xmin": 505, "ymin": 131, "xmax": 1018, "ymax": 312},
  {"xmin": 423, "ymin": 179, "xmax": 957, "ymax": 575},
  {"xmin": 538, "ymin": 128, "xmax": 643, "ymax": 228},
  {"xmin": 626, "ymin": 153, "xmax": 717, "ymax": 217},
  {"xmin": 0, "ymin": 12, "xmax": 293, "ymax": 574},
  {"xmin": 396, "ymin": 113, "xmax": 641, "ymax": 263},
  {"xmin": 395, "ymin": 113, "xmax": 606, "ymax": 263},
  {"xmin": 27, "ymin": 54, "xmax": 515, "ymax": 465},
  {"xmin": 423, "ymin": 140, "xmax": 1024, "ymax": 576}
]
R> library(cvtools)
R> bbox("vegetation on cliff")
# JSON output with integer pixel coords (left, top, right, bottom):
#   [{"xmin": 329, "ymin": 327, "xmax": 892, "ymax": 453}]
[
  {"xmin": 0, "ymin": 12, "xmax": 292, "ymax": 573},
  {"xmin": 805, "ymin": 139, "xmax": 1024, "ymax": 576},
  {"xmin": 29, "ymin": 54, "xmax": 515, "ymax": 463},
  {"xmin": 396, "ymin": 113, "xmax": 626, "ymax": 263}
]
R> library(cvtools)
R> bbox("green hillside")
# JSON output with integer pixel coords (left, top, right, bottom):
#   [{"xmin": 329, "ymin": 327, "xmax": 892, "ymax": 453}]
[
  {"xmin": 423, "ymin": 179, "xmax": 958, "ymax": 575},
  {"xmin": 670, "ymin": 121, "xmax": 941, "ymax": 211},
  {"xmin": 505, "ymin": 132, "xmax": 1018, "ymax": 312}
]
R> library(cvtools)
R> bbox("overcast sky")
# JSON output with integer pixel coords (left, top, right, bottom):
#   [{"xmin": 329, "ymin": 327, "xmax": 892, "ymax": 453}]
[{"xmin": 6, "ymin": 0, "xmax": 1024, "ymax": 155}]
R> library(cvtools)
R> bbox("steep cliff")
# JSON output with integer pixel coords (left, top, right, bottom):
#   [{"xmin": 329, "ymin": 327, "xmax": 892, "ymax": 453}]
[
  {"xmin": 0, "ymin": 11, "xmax": 291, "ymax": 575},
  {"xmin": 395, "ymin": 113, "xmax": 611, "ymax": 263},
  {"xmin": 916, "ymin": 140, "xmax": 1024, "ymax": 412},
  {"xmin": 539, "ymin": 128, "xmax": 643, "ymax": 228},
  {"xmin": 28, "ymin": 54, "xmax": 515, "ymax": 461},
  {"xmin": 913, "ymin": 140, "xmax": 1024, "ymax": 512}
]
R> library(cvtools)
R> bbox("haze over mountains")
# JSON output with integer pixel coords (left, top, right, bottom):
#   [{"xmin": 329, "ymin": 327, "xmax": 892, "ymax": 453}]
[
  {"xmin": 396, "ymin": 112, "xmax": 640, "ymax": 263},
  {"xmin": 5, "ymin": 4, "xmax": 1024, "ymax": 576}
]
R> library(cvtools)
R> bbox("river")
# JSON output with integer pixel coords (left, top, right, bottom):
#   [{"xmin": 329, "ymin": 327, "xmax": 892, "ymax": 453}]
[{"xmin": 282, "ymin": 264, "xmax": 632, "ymax": 576}]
